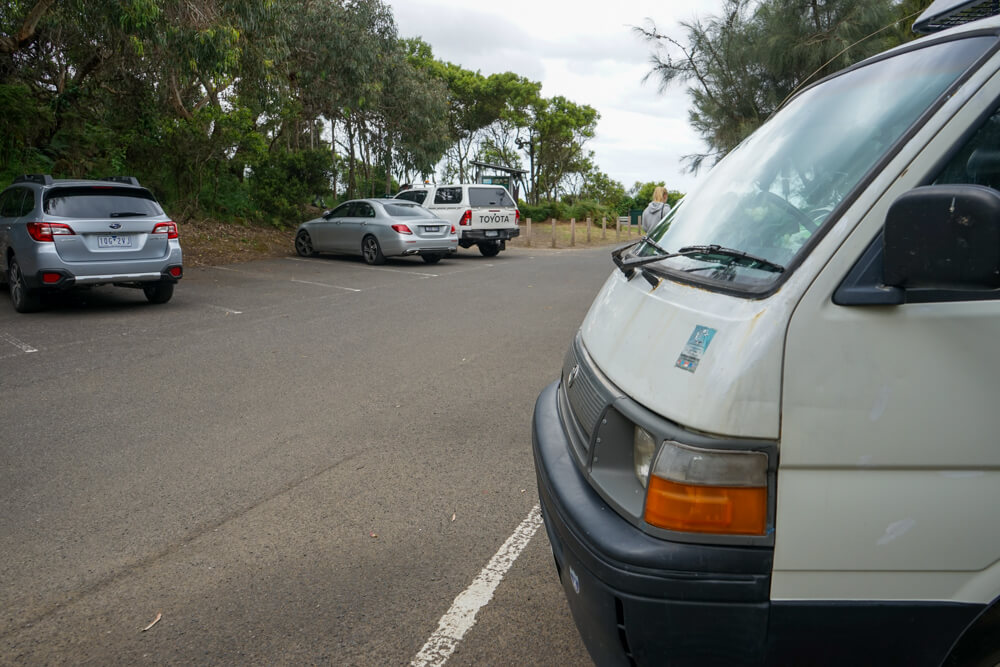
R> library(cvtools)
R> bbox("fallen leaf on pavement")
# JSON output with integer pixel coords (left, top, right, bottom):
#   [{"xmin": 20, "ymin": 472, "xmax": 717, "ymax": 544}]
[{"xmin": 142, "ymin": 612, "xmax": 162, "ymax": 632}]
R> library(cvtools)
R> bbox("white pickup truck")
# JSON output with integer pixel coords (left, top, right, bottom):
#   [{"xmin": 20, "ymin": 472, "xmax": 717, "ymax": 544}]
[{"xmin": 395, "ymin": 184, "xmax": 520, "ymax": 257}]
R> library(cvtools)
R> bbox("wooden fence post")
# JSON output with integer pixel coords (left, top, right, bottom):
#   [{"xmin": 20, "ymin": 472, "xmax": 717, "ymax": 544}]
[
  {"xmin": 616, "ymin": 217, "xmax": 621, "ymax": 242},
  {"xmin": 551, "ymin": 217, "xmax": 557, "ymax": 248},
  {"xmin": 586, "ymin": 217, "xmax": 591, "ymax": 243},
  {"xmin": 526, "ymin": 217, "xmax": 532, "ymax": 247},
  {"xmin": 602, "ymin": 216, "xmax": 606, "ymax": 240},
  {"xmin": 570, "ymin": 218, "xmax": 576, "ymax": 247}
]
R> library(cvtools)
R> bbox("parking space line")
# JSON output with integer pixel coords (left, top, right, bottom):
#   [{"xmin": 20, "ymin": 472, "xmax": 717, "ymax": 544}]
[
  {"xmin": 0, "ymin": 332, "xmax": 38, "ymax": 354},
  {"xmin": 283, "ymin": 257, "xmax": 438, "ymax": 278},
  {"xmin": 410, "ymin": 505, "xmax": 543, "ymax": 667},
  {"xmin": 290, "ymin": 279, "xmax": 362, "ymax": 292}
]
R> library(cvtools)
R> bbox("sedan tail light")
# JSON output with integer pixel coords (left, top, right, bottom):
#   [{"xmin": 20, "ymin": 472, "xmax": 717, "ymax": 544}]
[
  {"xmin": 152, "ymin": 221, "xmax": 179, "ymax": 239},
  {"xmin": 450, "ymin": 225, "xmax": 456, "ymax": 234},
  {"xmin": 459, "ymin": 210, "xmax": 472, "ymax": 226},
  {"xmin": 26, "ymin": 222, "xmax": 75, "ymax": 242},
  {"xmin": 391, "ymin": 224, "xmax": 413, "ymax": 235}
]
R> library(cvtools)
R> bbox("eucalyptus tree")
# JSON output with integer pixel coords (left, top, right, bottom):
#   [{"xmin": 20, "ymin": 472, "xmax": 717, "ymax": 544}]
[{"xmin": 523, "ymin": 95, "xmax": 599, "ymax": 203}]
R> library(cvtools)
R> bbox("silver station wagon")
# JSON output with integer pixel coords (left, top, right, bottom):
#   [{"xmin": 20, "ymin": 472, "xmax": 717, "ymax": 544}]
[
  {"xmin": 0, "ymin": 175, "xmax": 183, "ymax": 312},
  {"xmin": 294, "ymin": 199, "xmax": 458, "ymax": 265}
]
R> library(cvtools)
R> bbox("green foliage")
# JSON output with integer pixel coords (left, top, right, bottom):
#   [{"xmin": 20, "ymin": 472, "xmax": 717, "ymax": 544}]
[
  {"xmin": 639, "ymin": 0, "xmax": 901, "ymax": 170},
  {"xmin": 249, "ymin": 149, "xmax": 333, "ymax": 226}
]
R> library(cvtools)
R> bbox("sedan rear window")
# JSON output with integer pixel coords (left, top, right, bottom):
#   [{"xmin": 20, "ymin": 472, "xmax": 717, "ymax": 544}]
[
  {"xmin": 468, "ymin": 188, "xmax": 515, "ymax": 207},
  {"xmin": 382, "ymin": 203, "xmax": 439, "ymax": 218},
  {"xmin": 44, "ymin": 187, "xmax": 164, "ymax": 218}
]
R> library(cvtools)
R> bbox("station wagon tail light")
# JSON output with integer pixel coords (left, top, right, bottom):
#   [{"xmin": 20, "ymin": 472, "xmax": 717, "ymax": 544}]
[
  {"xmin": 459, "ymin": 209, "xmax": 472, "ymax": 226},
  {"xmin": 152, "ymin": 222, "xmax": 179, "ymax": 239},
  {"xmin": 640, "ymin": 436, "xmax": 768, "ymax": 536},
  {"xmin": 26, "ymin": 222, "xmax": 74, "ymax": 242},
  {"xmin": 391, "ymin": 224, "xmax": 413, "ymax": 235}
]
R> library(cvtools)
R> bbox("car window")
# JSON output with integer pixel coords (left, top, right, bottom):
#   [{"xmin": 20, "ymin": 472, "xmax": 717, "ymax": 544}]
[
  {"xmin": 935, "ymin": 104, "xmax": 1000, "ymax": 190},
  {"xmin": 468, "ymin": 187, "xmax": 515, "ymax": 207},
  {"xmin": 382, "ymin": 203, "xmax": 439, "ymax": 218},
  {"xmin": 434, "ymin": 187, "xmax": 463, "ymax": 205},
  {"xmin": 396, "ymin": 190, "xmax": 428, "ymax": 204},
  {"xmin": 327, "ymin": 203, "xmax": 351, "ymax": 218},
  {"xmin": 0, "ymin": 188, "xmax": 28, "ymax": 218},
  {"xmin": 356, "ymin": 202, "xmax": 375, "ymax": 218},
  {"xmin": 17, "ymin": 189, "xmax": 34, "ymax": 216},
  {"xmin": 44, "ymin": 187, "xmax": 163, "ymax": 218}
]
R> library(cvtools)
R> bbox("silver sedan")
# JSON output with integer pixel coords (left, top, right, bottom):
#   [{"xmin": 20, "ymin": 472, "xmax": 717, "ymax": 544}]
[{"xmin": 294, "ymin": 199, "xmax": 458, "ymax": 265}]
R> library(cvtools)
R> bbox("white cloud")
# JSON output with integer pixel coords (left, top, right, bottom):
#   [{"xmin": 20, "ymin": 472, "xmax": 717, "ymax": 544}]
[{"xmin": 389, "ymin": 0, "xmax": 725, "ymax": 193}]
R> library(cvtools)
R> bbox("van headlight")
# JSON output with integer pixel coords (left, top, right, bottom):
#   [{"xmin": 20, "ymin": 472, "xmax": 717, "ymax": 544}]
[
  {"xmin": 642, "ymin": 440, "xmax": 768, "ymax": 536},
  {"xmin": 633, "ymin": 426, "xmax": 658, "ymax": 488}
]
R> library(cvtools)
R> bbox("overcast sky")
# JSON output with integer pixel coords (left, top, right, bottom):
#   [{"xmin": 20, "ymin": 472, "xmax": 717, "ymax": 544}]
[{"xmin": 387, "ymin": 0, "xmax": 726, "ymax": 194}]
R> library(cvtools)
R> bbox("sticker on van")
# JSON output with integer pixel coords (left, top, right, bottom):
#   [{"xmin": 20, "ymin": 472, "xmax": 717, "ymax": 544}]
[{"xmin": 675, "ymin": 325, "xmax": 716, "ymax": 373}]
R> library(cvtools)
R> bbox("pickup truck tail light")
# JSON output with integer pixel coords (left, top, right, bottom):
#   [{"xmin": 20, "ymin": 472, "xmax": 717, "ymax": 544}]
[
  {"xmin": 459, "ymin": 210, "xmax": 472, "ymax": 226},
  {"xmin": 26, "ymin": 222, "xmax": 75, "ymax": 242},
  {"xmin": 515, "ymin": 209, "xmax": 521, "ymax": 223}
]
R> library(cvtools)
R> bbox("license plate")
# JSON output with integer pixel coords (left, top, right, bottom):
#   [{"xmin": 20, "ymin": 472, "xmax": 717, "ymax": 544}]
[
  {"xmin": 424, "ymin": 226, "xmax": 440, "ymax": 232},
  {"xmin": 98, "ymin": 235, "xmax": 132, "ymax": 248},
  {"xmin": 485, "ymin": 230, "xmax": 498, "ymax": 237}
]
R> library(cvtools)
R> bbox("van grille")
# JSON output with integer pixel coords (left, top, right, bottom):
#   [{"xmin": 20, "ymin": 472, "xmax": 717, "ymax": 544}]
[{"xmin": 562, "ymin": 338, "xmax": 615, "ymax": 450}]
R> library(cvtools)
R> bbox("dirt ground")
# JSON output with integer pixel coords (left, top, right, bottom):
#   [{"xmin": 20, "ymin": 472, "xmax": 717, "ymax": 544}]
[{"xmin": 176, "ymin": 217, "xmax": 626, "ymax": 267}]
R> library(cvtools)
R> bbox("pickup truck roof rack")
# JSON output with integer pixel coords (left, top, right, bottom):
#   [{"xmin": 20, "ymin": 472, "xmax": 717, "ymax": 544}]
[
  {"xmin": 13, "ymin": 174, "xmax": 53, "ymax": 185},
  {"xmin": 914, "ymin": 0, "xmax": 1000, "ymax": 34},
  {"xmin": 100, "ymin": 176, "xmax": 140, "ymax": 186}
]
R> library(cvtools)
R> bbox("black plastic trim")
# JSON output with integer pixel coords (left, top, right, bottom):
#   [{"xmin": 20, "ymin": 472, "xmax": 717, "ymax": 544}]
[
  {"xmin": 765, "ymin": 600, "xmax": 983, "ymax": 666},
  {"xmin": 460, "ymin": 228, "xmax": 519, "ymax": 242},
  {"xmin": 835, "ymin": 230, "xmax": 1000, "ymax": 305}
]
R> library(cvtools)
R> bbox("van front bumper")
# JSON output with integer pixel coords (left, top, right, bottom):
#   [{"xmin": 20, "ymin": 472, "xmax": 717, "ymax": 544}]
[
  {"xmin": 532, "ymin": 381, "xmax": 772, "ymax": 666},
  {"xmin": 532, "ymin": 380, "xmax": 982, "ymax": 666}
]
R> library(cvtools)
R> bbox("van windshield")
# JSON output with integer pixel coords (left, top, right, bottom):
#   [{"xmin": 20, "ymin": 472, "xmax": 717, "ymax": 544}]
[{"xmin": 641, "ymin": 35, "xmax": 994, "ymax": 291}]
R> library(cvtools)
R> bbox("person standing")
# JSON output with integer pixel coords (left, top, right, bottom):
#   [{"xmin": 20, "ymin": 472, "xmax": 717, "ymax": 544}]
[{"xmin": 641, "ymin": 186, "xmax": 671, "ymax": 233}]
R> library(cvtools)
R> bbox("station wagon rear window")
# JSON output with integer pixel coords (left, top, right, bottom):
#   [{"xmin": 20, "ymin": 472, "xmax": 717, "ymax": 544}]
[
  {"xmin": 44, "ymin": 187, "xmax": 163, "ymax": 218},
  {"xmin": 468, "ymin": 188, "xmax": 515, "ymax": 207}
]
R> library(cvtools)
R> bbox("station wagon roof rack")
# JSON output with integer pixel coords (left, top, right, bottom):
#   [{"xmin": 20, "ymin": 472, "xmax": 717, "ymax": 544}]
[
  {"xmin": 13, "ymin": 174, "xmax": 53, "ymax": 185},
  {"xmin": 913, "ymin": 0, "xmax": 1000, "ymax": 34},
  {"xmin": 100, "ymin": 176, "xmax": 140, "ymax": 185}
]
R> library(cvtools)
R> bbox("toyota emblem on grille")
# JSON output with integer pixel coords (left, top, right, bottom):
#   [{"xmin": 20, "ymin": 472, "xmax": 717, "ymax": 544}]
[
  {"xmin": 109, "ymin": 223, "xmax": 122, "ymax": 229},
  {"xmin": 566, "ymin": 364, "xmax": 580, "ymax": 389}
]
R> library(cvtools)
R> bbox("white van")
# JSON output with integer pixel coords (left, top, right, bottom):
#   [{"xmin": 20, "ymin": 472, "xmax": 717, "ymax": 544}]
[
  {"xmin": 395, "ymin": 183, "xmax": 519, "ymax": 256},
  {"xmin": 533, "ymin": 3, "xmax": 1000, "ymax": 665}
]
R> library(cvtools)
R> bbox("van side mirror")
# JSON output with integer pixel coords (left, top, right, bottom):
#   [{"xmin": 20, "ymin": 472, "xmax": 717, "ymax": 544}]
[{"xmin": 884, "ymin": 185, "xmax": 1000, "ymax": 289}]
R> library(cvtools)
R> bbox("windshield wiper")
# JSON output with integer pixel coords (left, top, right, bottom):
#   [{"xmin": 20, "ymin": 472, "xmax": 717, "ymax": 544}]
[
  {"xmin": 612, "ymin": 240, "xmax": 785, "ymax": 287},
  {"xmin": 611, "ymin": 238, "xmax": 676, "ymax": 286},
  {"xmin": 108, "ymin": 211, "xmax": 148, "ymax": 218},
  {"xmin": 676, "ymin": 245, "xmax": 785, "ymax": 274}
]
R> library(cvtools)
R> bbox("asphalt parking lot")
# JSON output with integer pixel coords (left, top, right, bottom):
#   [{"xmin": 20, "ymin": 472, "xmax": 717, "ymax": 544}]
[{"xmin": 0, "ymin": 246, "xmax": 613, "ymax": 665}]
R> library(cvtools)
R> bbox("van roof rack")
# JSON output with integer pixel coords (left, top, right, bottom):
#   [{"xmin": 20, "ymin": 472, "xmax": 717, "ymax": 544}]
[
  {"xmin": 100, "ymin": 176, "xmax": 140, "ymax": 186},
  {"xmin": 913, "ymin": 0, "xmax": 1000, "ymax": 34},
  {"xmin": 13, "ymin": 174, "xmax": 53, "ymax": 185}
]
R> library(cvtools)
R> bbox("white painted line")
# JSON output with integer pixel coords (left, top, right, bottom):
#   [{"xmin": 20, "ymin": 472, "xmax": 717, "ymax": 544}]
[
  {"xmin": 411, "ymin": 505, "xmax": 543, "ymax": 667},
  {"xmin": 284, "ymin": 257, "xmax": 437, "ymax": 278},
  {"xmin": 207, "ymin": 305, "xmax": 243, "ymax": 315},
  {"xmin": 0, "ymin": 332, "xmax": 38, "ymax": 354},
  {"xmin": 290, "ymin": 279, "xmax": 362, "ymax": 292}
]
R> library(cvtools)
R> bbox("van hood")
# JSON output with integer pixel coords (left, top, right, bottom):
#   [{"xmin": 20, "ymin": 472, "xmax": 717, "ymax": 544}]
[{"xmin": 579, "ymin": 270, "xmax": 791, "ymax": 439}]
